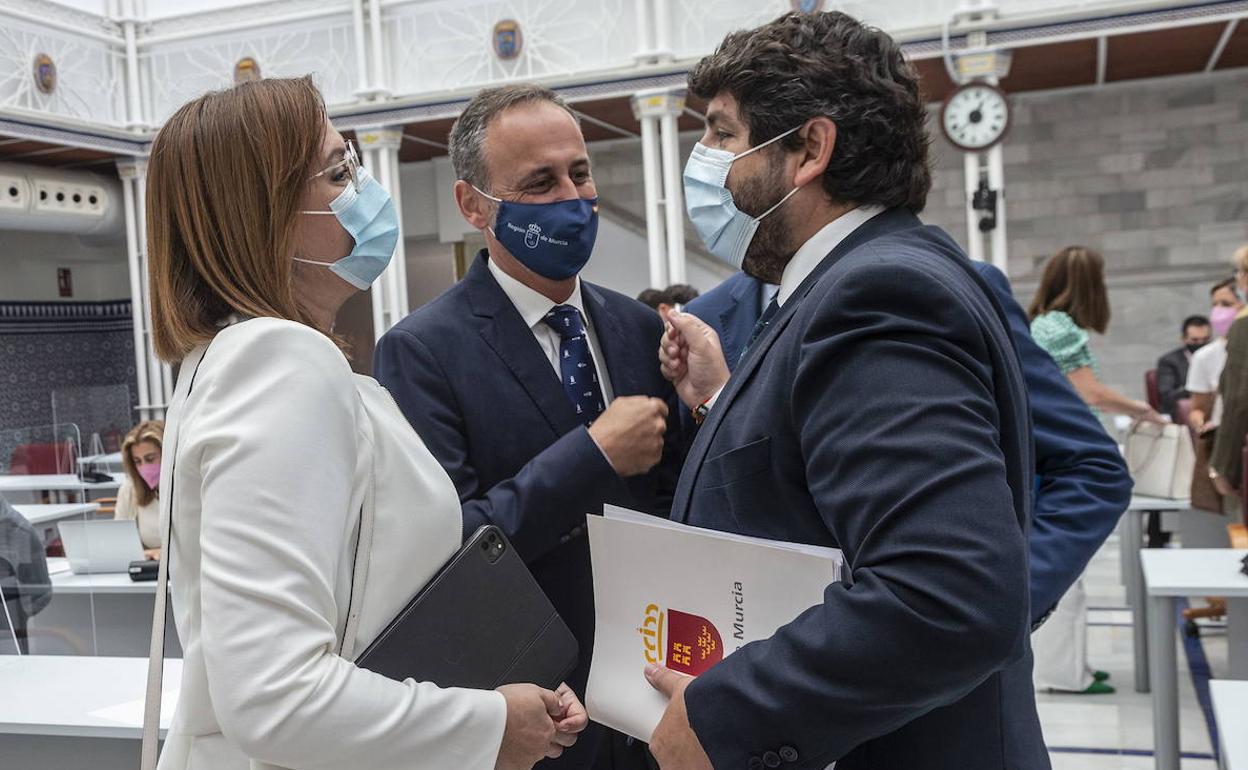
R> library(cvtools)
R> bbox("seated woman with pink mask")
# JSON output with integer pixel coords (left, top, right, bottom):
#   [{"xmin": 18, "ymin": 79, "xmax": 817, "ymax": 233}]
[{"xmin": 115, "ymin": 420, "xmax": 164, "ymax": 560}]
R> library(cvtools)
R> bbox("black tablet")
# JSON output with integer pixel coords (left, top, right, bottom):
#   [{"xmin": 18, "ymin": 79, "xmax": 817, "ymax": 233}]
[{"xmin": 355, "ymin": 525, "xmax": 579, "ymax": 691}]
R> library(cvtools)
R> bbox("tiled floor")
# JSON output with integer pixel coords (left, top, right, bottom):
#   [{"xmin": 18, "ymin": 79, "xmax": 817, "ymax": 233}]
[{"xmin": 1037, "ymin": 529, "xmax": 1227, "ymax": 769}]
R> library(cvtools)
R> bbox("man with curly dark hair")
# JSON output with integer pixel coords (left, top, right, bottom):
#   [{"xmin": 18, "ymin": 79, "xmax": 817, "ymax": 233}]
[{"xmin": 650, "ymin": 11, "xmax": 1049, "ymax": 770}]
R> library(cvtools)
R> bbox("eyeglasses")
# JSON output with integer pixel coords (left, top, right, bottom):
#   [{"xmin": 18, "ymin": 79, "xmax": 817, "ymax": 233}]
[{"xmin": 310, "ymin": 140, "xmax": 361, "ymax": 193}]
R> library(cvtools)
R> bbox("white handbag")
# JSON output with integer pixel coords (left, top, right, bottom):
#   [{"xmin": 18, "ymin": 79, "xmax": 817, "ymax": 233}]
[{"xmin": 1125, "ymin": 421, "xmax": 1196, "ymax": 499}]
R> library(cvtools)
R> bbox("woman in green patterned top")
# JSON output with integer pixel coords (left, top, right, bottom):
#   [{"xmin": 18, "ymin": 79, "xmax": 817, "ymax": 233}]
[
  {"xmin": 1026, "ymin": 246, "xmax": 1164, "ymax": 697},
  {"xmin": 1028, "ymin": 246, "xmax": 1164, "ymax": 423}
]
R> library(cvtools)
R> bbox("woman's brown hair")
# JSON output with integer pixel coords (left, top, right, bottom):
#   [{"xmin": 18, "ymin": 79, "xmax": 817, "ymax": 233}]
[
  {"xmin": 147, "ymin": 76, "xmax": 327, "ymax": 361},
  {"xmin": 1028, "ymin": 245, "xmax": 1111, "ymax": 334},
  {"xmin": 121, "ymin": 420, "xmax": 165, "ymax": 507}
]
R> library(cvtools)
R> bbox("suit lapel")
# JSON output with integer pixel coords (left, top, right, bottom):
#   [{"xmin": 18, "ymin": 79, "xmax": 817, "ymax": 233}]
[
  {"xmin": 672, "ymin": 209, "xmax": 920, "ymax": 521},
  {"xmin": 717, "ymin": 278, "xmax": 752, "ymax": 367},
  {"xmin": 465, "ymin": 253, "xmax": 580, "ymax": 436},
  {"xmin": 582, "ymin": 282, "xmax": 641, "ymax": 397}
]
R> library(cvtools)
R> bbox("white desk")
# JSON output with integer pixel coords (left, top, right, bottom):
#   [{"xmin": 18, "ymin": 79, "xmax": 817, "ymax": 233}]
[
  {"xmin": 0, "ymin": 473, "xmax": 122, "ymax": 493},
  {"xmin": 15, "ymin": 558, "xmax": 176, "ymax": 658},
  {"xmin": 0, "ymin": 656, "xmax": 178, "ymax": 770},
  {"xmin": 1211, "ymin": 680, "xmax": 1248, "ymax": 770},
  {"xmin": 1120, "ymin": 495, "xmax": 1207, "ymax": 693},
  {"xmin": 45, "ymin": 557, "xmax": 157, "ymax": 595},
  {"xmin": 13, "ymin": 502, "xmax": 100, "ymax": 526},
  {"xmin": 78, "ymin": 452, "xmax": 123, "ymax": 471},
  {"xmin": 1141, "ymin": 549, "xmax": 1248, "ymax": 770}
]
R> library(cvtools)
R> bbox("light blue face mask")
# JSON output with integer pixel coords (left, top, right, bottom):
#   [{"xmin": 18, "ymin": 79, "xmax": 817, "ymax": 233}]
[
  {"xmin": 682, "ymin": 125, "xmax": 803, "ymax": 269},
  {"xmin": 296, "ymin": 167, "xmax": 399, "ymax": 290}
]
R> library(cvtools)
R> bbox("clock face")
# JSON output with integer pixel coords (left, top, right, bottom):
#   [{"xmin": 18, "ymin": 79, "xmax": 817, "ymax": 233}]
[{"xmin": 941, "ymin": 83, "xmax": 1010, "ymax": 151}]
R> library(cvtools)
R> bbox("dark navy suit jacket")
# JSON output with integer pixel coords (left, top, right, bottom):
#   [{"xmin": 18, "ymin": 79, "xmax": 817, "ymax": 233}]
[
  {"xmin": 689, "ymin": 263, "xmax": 1132, "ymax": 623},
  {"xmin": 374, "ymin": 252, "xmax": 681, "ymax": 768},
  {"xmin": 675, "ymin": 209, "xmax": 1047, "ymax": 770}
]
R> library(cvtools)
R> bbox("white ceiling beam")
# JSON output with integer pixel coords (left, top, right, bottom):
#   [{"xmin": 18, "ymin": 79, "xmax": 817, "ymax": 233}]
[
  {"xmin": 58, "ymin": 157, "xmax": 118, "ymax": 170},
  {"xmin": 6, "ymin": 145, "xmax": 76, "ymax": 161},
  {"xmin": 1206, "ymin": 18, "xmax": 1239, "ymax": 72},
  {"xmin": 908, "ymin": 9, "xmax": 1248, "ymax": 61},
  {"xmin": 400, "ymin": 133, "xmax": 447, "ymax": 150},
  {"xmin": 569, "ymin": 109, "xmax": 638, "ymax": 139}
]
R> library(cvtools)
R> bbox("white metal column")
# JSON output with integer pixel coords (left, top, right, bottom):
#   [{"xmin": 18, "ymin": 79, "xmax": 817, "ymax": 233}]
[
  {"xmin": 632, "ymin": 97, "xmax": 667, "ymax": 288},
  {"xmin": 118, "ymin": 160, "xmax": 151, "ymax": 421},
  {"xmin": 358, "ymin": 126, "xmax": 407, "ymax": 338},
  {"xmin": 986, "ymin": 142, "xmax": 1008, "ymax": 273},
  {"xmin": 119, "ymin": 0, "xmax": 144, "ymax": 130},
  {"xmin": 366, "ymin": 0, "xmax": 390, "ymax": 99},
  {"xmin": 632, "ymin": 89, "xmax": 686, "ymax": 289},
  {"xmin": 118, "ymin": 159, "xmax": 163, "ymax": 420},
  {"xmin": 651, "ymin": 0, "xmax": 673, "ymax": 62},
  {"xmin": 351, "ymin": 0, "xmax": 371, "ymax": 98},
  {"xmin": 659, "ymin": 107, "xmax": 686, "ymax": 285},
  {"xmin": 963, "ymin": 153, "xmax": 984, "ymax": 264},
  {"xmin": 632, "ymin": 0, "xmax": 654, "ymax": 62}
]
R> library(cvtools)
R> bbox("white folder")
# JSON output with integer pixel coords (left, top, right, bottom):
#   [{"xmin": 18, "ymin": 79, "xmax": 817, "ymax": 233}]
[{"xmin": 586, "ymin": 506, "xmax": 843, "ymax": 741}]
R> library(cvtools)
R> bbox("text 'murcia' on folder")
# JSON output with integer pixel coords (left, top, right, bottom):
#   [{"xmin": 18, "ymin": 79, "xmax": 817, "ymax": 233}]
[{"xmin": 586, "ymin": 506, "xmax": 844, "ymax": 742}]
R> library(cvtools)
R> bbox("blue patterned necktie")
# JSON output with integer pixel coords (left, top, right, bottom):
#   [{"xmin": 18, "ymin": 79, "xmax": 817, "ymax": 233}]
[
  {"xmin": 739, "ymin": 296, "xmax": 781, "ymax": 365},
  {"xmin": 542, "ymin": 305, "xmax": 606, "ymax": 426}
]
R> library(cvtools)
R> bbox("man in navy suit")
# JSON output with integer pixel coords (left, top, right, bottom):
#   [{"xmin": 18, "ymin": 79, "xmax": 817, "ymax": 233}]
[
  {"xmin": 686, "ymin": 265, "xmax": 1133, "ymax": 629},
  {"xmin": 645, "ymin": 12, "xmax": 1048, "ymax": 770},
  {"xmin": 375, "ymin": 84, "xmax": 679, "ymax": 769}
]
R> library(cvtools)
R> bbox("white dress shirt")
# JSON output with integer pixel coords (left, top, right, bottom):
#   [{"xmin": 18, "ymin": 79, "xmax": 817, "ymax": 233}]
[
  {"xmin": 777, "ymin": 204, "xmax": 885, "ymax": 306},
  {"xmin": 1186, "ymin": 336, "xmax": 1228, "ymax": 427},
  {"xmin": 488, "ymin": 257, "xmax": 615, "ymax": 404}
]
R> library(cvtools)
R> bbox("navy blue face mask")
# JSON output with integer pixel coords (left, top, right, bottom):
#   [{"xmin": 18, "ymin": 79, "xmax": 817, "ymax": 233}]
[{"xmin": 473, "ymin": 185, "xmax": 599, "ymax": 281}]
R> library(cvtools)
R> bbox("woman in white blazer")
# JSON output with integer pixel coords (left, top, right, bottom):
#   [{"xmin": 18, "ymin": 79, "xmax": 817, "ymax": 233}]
[{"xmin": 144, "ymin": 76, "xmax": 586, "ymax": 770}]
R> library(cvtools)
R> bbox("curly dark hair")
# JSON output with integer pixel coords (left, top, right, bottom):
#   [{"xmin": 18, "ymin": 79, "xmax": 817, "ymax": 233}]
[{"xmin": 688, "ymin": 11, "xmax": 931, "ymax": 213}]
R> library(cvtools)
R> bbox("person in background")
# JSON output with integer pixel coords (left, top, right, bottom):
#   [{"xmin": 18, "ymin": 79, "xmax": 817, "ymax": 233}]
[
  {"xmin": 657, "ymin": 284, "xmax": 699, "ymax": 317},
  {"xmin": 1209, "ymin": 246, "xmax": 1248, "ymax": 512},
  {"xmin": 0, "ymin": 494, "xmax": 52, "ymax": 654},
  {"xmin": 115, "ymin": 420, "xmax": 165, "ymax": 560},
  {"xmin": 1190, "ymin": 278, "xmax": 1242, "ymax": 435},
  {"xmin": 1028, "ymin": 245, "xmax": 1164, "ymax": 695},
  {"xmin": 1029, "ymin": 247, "xmax": 1165, "ymax": 424},
  {"xmin": 638, "ymin": 284, "xmax": 702, "ymax": 316},
  {"xmin": 1186, "ymin": 277, "xmax": 1241, "ymax": 511},
  {"xmin": 637, "ymin": 288, "xmax": 666, "ymax": 310},
  {"xmin": 1156, "ymin": 315, "xmax": 1211, "ymax": 418}
]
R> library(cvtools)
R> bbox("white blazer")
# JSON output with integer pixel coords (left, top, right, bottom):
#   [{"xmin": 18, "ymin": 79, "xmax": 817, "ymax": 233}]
[{"xmin": 156, "ymin": 318, "xmax": 506, "ymax": 770}]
